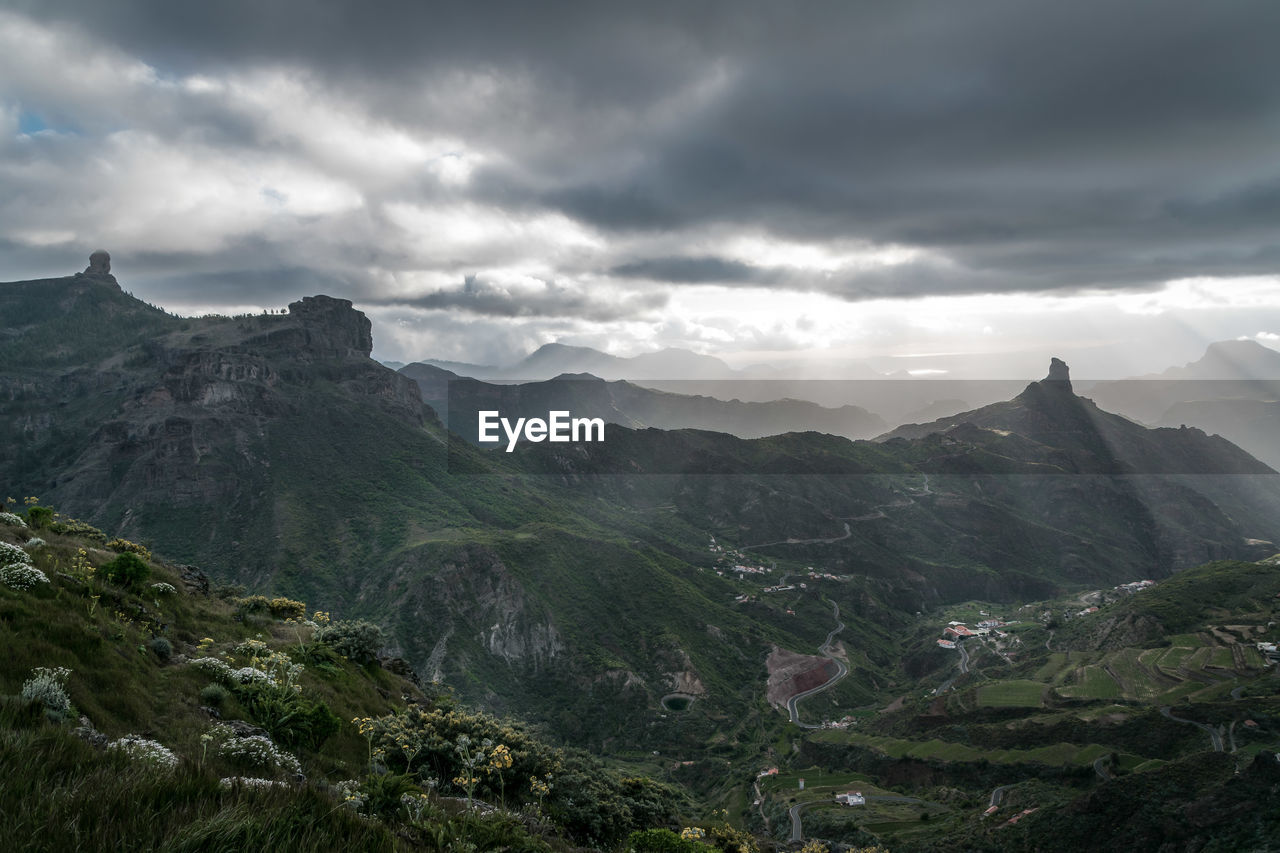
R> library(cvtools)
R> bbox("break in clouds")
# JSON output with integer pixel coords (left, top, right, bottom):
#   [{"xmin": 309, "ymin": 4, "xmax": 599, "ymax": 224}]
[{"xmin": 2, "ymin": 0, "xmax": 1280, "ymax": 370}]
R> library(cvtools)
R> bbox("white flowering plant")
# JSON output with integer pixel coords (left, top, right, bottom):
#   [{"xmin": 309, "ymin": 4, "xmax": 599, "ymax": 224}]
[
  {"xmin": 1, "ymin": 539, "xmax": 36, "ymax": 566},
  {"xmin": 219, "ymin": 776, "xmax": 288, "ymax": 789},
  {"xmin": 1, "ymin": 562, "xmax": 51, "ymax": 591},
  {"xmin": 21, "ymin": 666, "xmax": 72, "ymax": 716},
  {"xmin": 1, "ymin": 541, "xmax": 50, "ymax": 590},
  {"xmin": 0, "ymin": 511, "xmax": 27, "ymax": 527},
  {"xmin": 190, "ymin": 656, "xmax": 235, "ymax": 680},
  {"xmin": 107, "ymin": 735, "xmax": 179, "ymax": 772},
  {"xmin": 23, "ymin": 537, "xmax": 46, "ymax": 549},
  {"xmin": 149, "ymin": 582, "xmax": 177, "ymax": 595},
  {"xmin": 217, "ymin": 733, "xmax": 302, "ymax": 777},
  {"xmin": 190, "ymin": 642, "xmax": 337, "ymax": 751}
]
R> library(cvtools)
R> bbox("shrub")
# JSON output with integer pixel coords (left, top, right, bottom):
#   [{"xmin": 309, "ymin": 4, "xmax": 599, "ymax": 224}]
[
  {"xmin": 629, "ymin": 828, "xmax": 710, "ymax": 853},
  {"xmin": 217, "ymin": 733, "xmax": 302, "ymax": 777},
  {"xmin": 21, "ymin": 666, "xmax": 72, "ymax": 717},
  {"xmin": 24, "ymin": 505, "xmax": 53, "ymax": 529},
  {"xmin": 0, "ymin": 511, "xmax": 27, "ymax": 527},
  {"xmin": 199, "ymin": 683, "xmax": 231, "ymax": 707},
  {"xmin": 106, "ymin": 537, "xmax": 152, "ymax": 561},
  {"xmin": 235, "ymin": 595, "xmax": 271, "ymax": 617},
  {"xmin": 218, "ymin": 776, "xmax": 288, "ymax": 789},
  {"xmin": 23, "ymin": 537, "xmax": 45, "ymax": 549},
  {"xmin": 1, "ymin": 562, "xmax": 50, "ymax": 591},
  {"xmin": 46, "ymin": 517, "xmax": 106, "ymax": 541},
  {"xmin": 107, "ymin": 735, "xmax": 179, "ymax": 772},
  {"xmin": 268, "ymin": 597, "xmax": 307, "ymax": 619},
  {"xmin": 358, "ymin": 773, "xmax": 420, "ymax": 819},
  {"xmin": 148, "ymin": 636, "xmax": 173, "ymax": 661},
  {"xmin": 316, "ymin": 620, "xmax": 386, "ymax": 665},
  {"xmin": 191, "ymin": 657, "xmax": 235, "ymax": 681},
  {"xmin": 102, "ymin": 552, "xmax": 150, "ymax": 588},
  {"xmin": 1, "ymin": 542, "xmax": 48, "ymax": 589},
  {"xmin": 149, "ymin": 582, "xmax": 177, "ymax": 596},
  {"xmin": 0, "ymin": 540, "xmax": 32, "ymax": 567},
  {"xmin": 236, "ymin": 683, "xmax": 341, "ymax": 750}
]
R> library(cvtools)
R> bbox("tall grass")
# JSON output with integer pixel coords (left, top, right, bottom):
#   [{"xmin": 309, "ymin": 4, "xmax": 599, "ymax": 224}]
[{"xmin": 0, "ymin": 720, "xmax": 398, "ymax": 852}]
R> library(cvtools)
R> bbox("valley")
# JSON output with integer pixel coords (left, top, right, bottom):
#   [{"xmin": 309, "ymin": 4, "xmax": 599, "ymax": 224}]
[{"xmin": 2, "ymin": 271, "xmax": 1279, "ymax": 851}]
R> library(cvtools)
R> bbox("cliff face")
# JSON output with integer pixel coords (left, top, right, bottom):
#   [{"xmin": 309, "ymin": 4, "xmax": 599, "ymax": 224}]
[{"xmin": 0, "ymin": 273, "xmax": 428, "ymax": 566}]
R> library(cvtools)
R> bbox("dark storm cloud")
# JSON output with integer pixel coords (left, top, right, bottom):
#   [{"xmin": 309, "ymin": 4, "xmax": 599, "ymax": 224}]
[
  {"xmin": 373, "ymin": 274, "xmax": 668, "ymax": 322},
  {"xmin": 5, "ymin": 0, "xmax": 1280, "ymax": 307},
  {"xmin": 610, "ymin": 256, "xmax": 765, "ymax": 285}
]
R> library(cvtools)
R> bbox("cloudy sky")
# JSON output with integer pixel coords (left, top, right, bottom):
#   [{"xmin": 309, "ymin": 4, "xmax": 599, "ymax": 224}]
[{"xmin": 2, "ymin": 0, "xmax": 1279, "ymax": 377}]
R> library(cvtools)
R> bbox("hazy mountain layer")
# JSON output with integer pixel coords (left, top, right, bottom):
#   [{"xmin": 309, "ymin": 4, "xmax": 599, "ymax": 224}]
[{"xmin": 5, "ymin": 274, "xmax": 1279, "ymax": 751}]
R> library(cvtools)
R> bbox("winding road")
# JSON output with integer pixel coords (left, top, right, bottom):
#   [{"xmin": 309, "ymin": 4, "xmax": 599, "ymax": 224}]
[
  {"xmin": 1159, "ymin": 705, "xmax": 1225, "ymax": 752},
  {"xmin": 936, "ymin": 640, "xmax": 970, "ymax": 694},
  {"xmin": 787, "ymin": 602, "xmax": 849, "ymax": 727}
]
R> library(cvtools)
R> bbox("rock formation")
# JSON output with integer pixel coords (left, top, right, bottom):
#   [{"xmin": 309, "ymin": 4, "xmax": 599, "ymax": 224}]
[
  {"xmin": 1043, "ymin": 356, "xmax": 1072, "ymax": 391},
  {"xmin": 287, "ymin": 294, "xmax": 374, "ymax": 357},
  {"xmin": 75, "ymin": 249, "xmax": 120, "ymax": 288}
]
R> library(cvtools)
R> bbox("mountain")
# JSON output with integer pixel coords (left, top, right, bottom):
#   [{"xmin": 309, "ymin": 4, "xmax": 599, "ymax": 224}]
[
  {"xmin": 416, "ymin": 342, "xmax": 742, "ymax": 381},
  {"xmin": 1086, "ymin": 340, "xmax": 1280, "ymax": 468},
  {"xmin": 877, "ymin": 358, "xmax": 1269, "ymax": 473},
  {"xmin": 2, "ymin": 267, "xmax": 875, "ymax": 752},
  {"xmin": 399, "ymin": 364, "xmax": 889, "ymax": 441},
  {"xmin": 1149, "ymin": 339, "xmax": 1280, "ymax": 380},
  {"xmin": 6, "ymin": 267, "xmax": 1280, "ymax": 757}
]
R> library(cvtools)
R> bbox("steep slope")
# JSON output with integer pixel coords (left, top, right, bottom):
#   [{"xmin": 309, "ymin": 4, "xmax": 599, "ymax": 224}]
[{"xmin": 0, "ymin": 517, "xmax": 693, "ymax": 852}]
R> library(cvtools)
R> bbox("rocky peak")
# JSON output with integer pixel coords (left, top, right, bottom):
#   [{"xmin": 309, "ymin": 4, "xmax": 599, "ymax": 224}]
[
  {"xmin": 1042, "ymin": 357, "xmax": 1072, "ymax": 392},
  {"xmin": 287, "ymin": 294, "xmax": 373, "ymax": 357},
  {"xmin": 73, "ymin": 249, "xmax": 120, "ymax": 289}
]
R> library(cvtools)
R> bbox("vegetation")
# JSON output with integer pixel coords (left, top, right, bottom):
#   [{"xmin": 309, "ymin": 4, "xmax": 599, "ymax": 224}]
[
  {"xmin": 0, "ymin": 516, "xmax": 694, "ymax": 851},
  {"xmin": 101, "ymin": 552, "xmax": 151, "ymax": 589}
]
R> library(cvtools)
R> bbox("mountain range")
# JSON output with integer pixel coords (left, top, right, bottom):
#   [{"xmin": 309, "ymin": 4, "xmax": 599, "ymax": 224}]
[
  {"xmin": 3, "ymin": 270, "xmax": 1279, "ymax": 752},
  {"xmin": 1087, "ymin": 339, "xmax": 1280, "ymax": 469},
  {"xmin": 398, "ymin": 362, "xmax": 889, "ymax": 441}
]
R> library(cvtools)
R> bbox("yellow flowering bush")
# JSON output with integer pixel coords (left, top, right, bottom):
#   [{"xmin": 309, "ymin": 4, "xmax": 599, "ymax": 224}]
[{"xmin": 106, "ymin": 538, "xmax": 151, "ymax": 561}]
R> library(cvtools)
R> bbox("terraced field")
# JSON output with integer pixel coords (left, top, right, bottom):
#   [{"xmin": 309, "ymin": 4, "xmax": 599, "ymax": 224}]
[
  {"xmin": 1050, "ymin": 639, "xmax": 1265, "ymax": 704},
  {"xmin": 1056, "ymin": 664, "xmax": 1122, "ymax": 700},
  {"xmin": 977, "ymin": 680, "xmax": 1046, "ymax": 708},
  {"xmin": 807, "ymin": 729, "xmax": 1133, "ymax": 769}
]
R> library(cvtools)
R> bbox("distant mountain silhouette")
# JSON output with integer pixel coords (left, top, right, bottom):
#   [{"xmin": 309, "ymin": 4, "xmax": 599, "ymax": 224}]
[
  {"xmin": 400, "ymin": 363, "xmax": 889, "ymax": 441},
  {"xmin": 1087, "ymin": 340, "xmax": 1280, "ymax": 468},
  {"xmin": 1148, "ymin": 339, "xmax": 1280, "ymax": 380}
]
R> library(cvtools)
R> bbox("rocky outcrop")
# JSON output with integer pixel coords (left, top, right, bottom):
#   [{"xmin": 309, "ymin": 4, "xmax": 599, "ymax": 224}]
[
  {"xmin": 74, "ymin": 249, "xmax": 120, "ymax": 288},
  {"xmin": 1043, "ymin": 356, "xmax": 1072, "ymax": 391},
  {"xmin": 286, "ymin": 295, "xmax": 374, "ymax": 358},
  {"xmin": 393, "ymin": 544, "xmax": 565, "ymax": 674}
]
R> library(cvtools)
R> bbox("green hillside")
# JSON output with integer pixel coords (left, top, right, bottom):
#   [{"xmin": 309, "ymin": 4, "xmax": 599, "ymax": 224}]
[{"xmin": 0, "ymin": 511, "xmax": 697, "ymax": 852}]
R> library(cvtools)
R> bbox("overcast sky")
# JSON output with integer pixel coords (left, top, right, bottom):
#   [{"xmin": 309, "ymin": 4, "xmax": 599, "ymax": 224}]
[{"xmin": 2, "ymin": 0, "xmax": 1279, "ymax": 376}]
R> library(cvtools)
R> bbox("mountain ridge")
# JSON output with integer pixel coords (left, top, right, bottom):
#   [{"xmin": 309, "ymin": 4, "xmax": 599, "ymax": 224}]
[{"xmin": 5, "ymin": 267, "xmax": 1280, "ymax": 755}]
